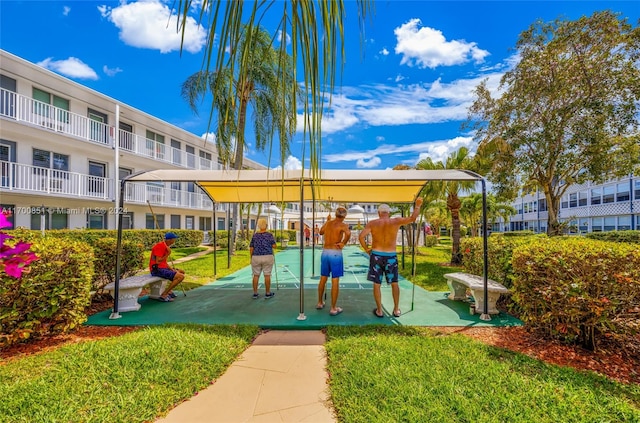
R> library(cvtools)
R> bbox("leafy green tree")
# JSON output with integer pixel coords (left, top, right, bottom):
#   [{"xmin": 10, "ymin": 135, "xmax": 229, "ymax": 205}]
[
  {"xmin": 416, "ymin": 148, "xmax": 477, "ymax": 264},
  {"xmin": 460, "ymin": 193, "xmax": 516, "ymax": 236},
  {"xmin": 466, "ymin": 11, "xmax": 640, "ymax": 236},
  {"xmin": 177, "ymin": 1, "xmax": 373, "ymax": 175},
  {"xmin": 182, "ymin": 24, "xmax": 297, "ymax": 253}
]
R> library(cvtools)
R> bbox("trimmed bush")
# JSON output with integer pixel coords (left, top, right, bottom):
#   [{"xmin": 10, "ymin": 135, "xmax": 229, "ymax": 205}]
[
  {"xmin": 511, "ymin": 237, "xmax": 640, "ymax": 351},
  {"xmin": 585, "ymin": 230, "xmax": 640, "ymax": 244},
  {"xmin": 0, "ymin": 237, "xmax": 94, "ymax": 347},
  {"xmin": 460, "ymin": 234, "xmax": 545, "ymax": 288},
  {"xmin": 92, "ymin": 238, "xmax": 145, "ymax": 291},
  {"xmin": 424, "ymin": 235, "xmax": 438, "ymax": 247}
]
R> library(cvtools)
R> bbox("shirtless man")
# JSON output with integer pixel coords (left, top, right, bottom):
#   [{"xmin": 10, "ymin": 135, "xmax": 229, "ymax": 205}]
[
  {"xmin": 358, "ymin": 198, "xmax": 423, "ymax": 318},
  {"xmin": 317, "ymin": 206, "xmax": 351, "ymax": 316}
]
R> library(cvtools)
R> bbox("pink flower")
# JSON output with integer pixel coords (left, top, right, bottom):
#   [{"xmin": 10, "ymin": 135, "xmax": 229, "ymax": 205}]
[{"xmin": 0, "ymin": 211, "xmax": 39, "ymax": 278}]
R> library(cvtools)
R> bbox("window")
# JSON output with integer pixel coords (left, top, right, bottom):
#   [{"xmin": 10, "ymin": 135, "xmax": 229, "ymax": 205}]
[
  {"xmin": 591, "ymin": 217, "xmax": 602, "ymax": 232},
  {"xmin": 186, "ymin": 216, "xmax": 195, "ymax": 230},
  {"xmin": 217, "ymin": 217, "xmax": 225, "ymax": 231},
  {"xmin": 146, "ymin": 213, "xmax": 164, "ymax": 229},
  {"xmin": 616, "ymin": 182, "xmax": 630, "ymax": 202},
  {"xmin": 602, "ymin": 185, "xmax": 615, "ymax": 204},
  {"xmin": 603, "ymin": 217, "xmax": 616, "ymax": 231},
  {"xmin": 88, "ymin": 109, "xmax": 108, "ymax": 143},
  {"xmin": 32, "ymin": 87, "xmax": 69, "ymax": 127},
  {"xmin": 539, "ymin": 198, "xmax": 547, "ymax": 212},
  {"xmin": 186, "ymin": 145, "xmax": 195, "ymax": 168},
  {"xmin": 171, "ymin": 214, "xmax": 180, "ymax": 229},
  {"xmin": 88, "ymin": 211, "xmax": 106, "ymax": 229},
  {"xmin": 579, "ymin": 218, "xmax": 588, "ymax": 233},
  {"xmin": 121, "ymin": 212, "xmax": 134, "ymax": 229},
  {"xmin": 171, "ymin": 139, "xmax": 182, "ymax": 165},
  {"xmin": 31, "ymin": 208, "xmax": 68, "ymax": 230},
  {"xmin": 200, "ymin": 217, "xmax": 211, "ymax": 231},
  {"xmin": 618, "ymin": 216, "xmax": 631, "ymax": 231},
  {"xmin": 569, "ymin": 193, "xmax": 577, "ymax": 208},
  {"xmin": 88, "ymin": 161, "xmax": 106, "ymax": 196},
  {"xmin": 119, "ymin": 122, "xmax": 134, "ymax": 150},
  {"xmin": 170, "ymin": 181, "xmax": 181, "ymax": 202},
  {"xmin": 561, "ymin": 196, "xmax": 568, "ymax": 209},
  {"xmin": 590, "ymin": 188, "xmax": 602, "ymax": 205},
  {"xmin": 578, "ymin": 191, "xmax": 587, "ymax": 207},
  {"xmin": 1, "ymin": 74, "xmax": 17, "ymax": 118},
  {"xmin": 635, "ymin": 180, "xmax": 640, "ymax": 200},
  {"xmin": 199, "ymin": 150, "xmax": 212, "ymax": 169},
  {"xmin": 145, "ymin": 130, "xmax": 165, "ymax": 159}
]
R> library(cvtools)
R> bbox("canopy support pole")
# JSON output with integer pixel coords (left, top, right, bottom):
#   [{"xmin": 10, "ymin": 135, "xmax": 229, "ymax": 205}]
[
  {"xmin": 212, "ymin": 202, "xmax": 217, "ymax": 280},
  {"xmin": 297, "ymin": 178, "xmax": 307, "ymax": 320}
]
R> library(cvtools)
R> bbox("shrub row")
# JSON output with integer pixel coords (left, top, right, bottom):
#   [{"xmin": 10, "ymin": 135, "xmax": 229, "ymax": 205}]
[
  {"xmin": 1, "ymin": 237, "xmax": 94, "ymax": 347},
  {"xmin": 585, "ymin": 230, "xmax": 640, "ymax": 244},
  {"xmin": 461, "ymin": 232, "xmax": 640, "ymax": 351},
  {"xmin": 512, "ymin": 238, "xmax": 640, "ymax": 350}
]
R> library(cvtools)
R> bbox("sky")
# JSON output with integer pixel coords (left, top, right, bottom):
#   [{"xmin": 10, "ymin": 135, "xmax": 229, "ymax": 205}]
[{"xmin": 1, "ymin": 0, "xmax": 638, "ymax": 171}]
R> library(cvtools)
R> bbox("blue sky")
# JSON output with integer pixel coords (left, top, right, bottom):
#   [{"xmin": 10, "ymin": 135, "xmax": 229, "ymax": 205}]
[{"xmin": 1, "ymin": 1, "xmax": 638, "ymax": 171}]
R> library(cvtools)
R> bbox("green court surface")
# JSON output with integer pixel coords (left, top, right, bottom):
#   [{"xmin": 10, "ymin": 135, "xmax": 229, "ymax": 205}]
[{"xmin": 87, "ymin": 246, "xmax": 522, "ymax": 329}]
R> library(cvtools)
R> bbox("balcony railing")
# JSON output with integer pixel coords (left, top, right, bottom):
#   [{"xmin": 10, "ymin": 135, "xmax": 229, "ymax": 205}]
[
  {"xmin": 0, "ymin": 88, "xmax": 223, "ymax": 171},
  {"xmin": 1, "ymin": 161, "xmax": 214, "ymax": 210}
]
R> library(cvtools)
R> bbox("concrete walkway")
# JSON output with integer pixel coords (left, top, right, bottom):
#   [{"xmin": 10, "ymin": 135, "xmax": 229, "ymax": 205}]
[{"xmin": 156, "ymin": 330, "xmax": 337, "ymax": 423}]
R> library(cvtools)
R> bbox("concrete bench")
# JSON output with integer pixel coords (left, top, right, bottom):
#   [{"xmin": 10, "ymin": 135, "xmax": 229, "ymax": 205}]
[
  {"xmin": 444, "ymin": 272, "xmax": 509, "ymax": 315},
  {"xmin": 103, "ymin": 274, "xmax": 169, "ymax": 312}
]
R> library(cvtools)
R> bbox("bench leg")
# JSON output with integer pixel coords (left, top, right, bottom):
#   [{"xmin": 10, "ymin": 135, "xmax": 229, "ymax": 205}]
[
  {"xmin": 447, "ymin": 279, "xmax": 467, "ymax": 301},
  {"xmin": 469, "ymin": 289, "xmax": 501, "ymax": 315},
  {"xmin": 116, "ymin": 288, "xmax": 143, "ymax": 312},
  {"xmin": 148, "ymin": 280, "xmax": 169, "ymax": 300}
]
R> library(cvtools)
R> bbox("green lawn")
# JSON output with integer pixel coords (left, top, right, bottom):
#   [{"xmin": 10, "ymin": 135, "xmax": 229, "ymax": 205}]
[{"xmin": 2, "ymin": 243, "xmax": 638, "ymax": 422}]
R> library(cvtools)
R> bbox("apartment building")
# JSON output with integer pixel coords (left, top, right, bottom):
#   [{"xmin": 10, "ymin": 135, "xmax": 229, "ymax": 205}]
[
  {"xmin": 495, "ymin": 175, "xmax": 639, "ymax": 234},
  {"xmin": 0, "ymin": 49, "xmax": 267, "ymax": 233}
]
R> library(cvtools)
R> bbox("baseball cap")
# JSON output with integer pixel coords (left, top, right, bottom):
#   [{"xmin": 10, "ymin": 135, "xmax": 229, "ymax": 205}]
[{"xmin": 165, "ymin": 232, "xmax": 179, "ymax": 240}]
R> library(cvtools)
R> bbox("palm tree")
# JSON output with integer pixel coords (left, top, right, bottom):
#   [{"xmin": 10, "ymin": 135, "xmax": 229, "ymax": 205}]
[
  {"xmin": 176, "ymin": 1, "xmax": 374, "ymax": 176},
  {"xmin": 416, "ymin": 148, "xmax": 477, "ymax": 264},
  {"xmin": 182, "ymin": 24, "xmax": 297, "ymax": 253}
]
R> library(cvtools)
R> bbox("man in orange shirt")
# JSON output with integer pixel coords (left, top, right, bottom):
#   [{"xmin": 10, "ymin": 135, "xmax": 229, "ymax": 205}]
[{"xmin": 149, "ymin": 232, "xmax": 185, "ymax": 302}]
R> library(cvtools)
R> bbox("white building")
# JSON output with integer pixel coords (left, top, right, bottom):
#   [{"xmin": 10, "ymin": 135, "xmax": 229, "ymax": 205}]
[
  {"xmin": 0, "ymin": 49, "xmax": 271, "ymax": 234},
  {"xmin": 496, "ymin": 175, "xmax": 639, "ymax": 234}
]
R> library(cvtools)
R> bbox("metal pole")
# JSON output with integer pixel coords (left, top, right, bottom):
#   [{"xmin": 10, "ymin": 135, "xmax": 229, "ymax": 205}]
[
  {"xmin": 109, "ymin": 178, "xmax": 127, "ymax": 320},
  {"xmin": 297, "ymin": 178, "xmax": 306, "ymax": 320},
  {"xmin": 480, "ymin": 180, "xmax": 491, "ymax": 321},
  {"xmin": 212, "ymin": 202, "xmax": 217, "ymax": 279}
]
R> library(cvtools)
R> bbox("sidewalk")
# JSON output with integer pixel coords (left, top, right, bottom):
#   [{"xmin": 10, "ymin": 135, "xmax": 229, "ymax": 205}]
[{"xmin": 156, "ymin": 330, "xmax": 337, "ymax": 423}]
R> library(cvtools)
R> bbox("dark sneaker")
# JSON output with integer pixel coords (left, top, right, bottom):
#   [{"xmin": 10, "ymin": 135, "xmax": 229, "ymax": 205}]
[
  {"xmin": 252, "ymin": 293, "xmax": 259, "ymax": 299},
  {"xmin": 265, "ymin": 292, "xmax": 275, "ymax": 299}
]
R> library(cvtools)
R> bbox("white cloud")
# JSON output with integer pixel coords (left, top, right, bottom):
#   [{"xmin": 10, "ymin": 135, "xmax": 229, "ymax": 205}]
[
  {"xmin": 103, "ymin": 65, "xmax": 123, "ymax": 77},
  {"xmin": 277, "ymin": 30, "xmax": 291, "ymax": 46},
  {"xmin": 324, "ymin": 136, "xmax": 476, "ymax": 168},
  {"xmin": 379, "ymin": 48, "xmax": 389, "ymax": 56},
  {"xmin": 37, "ymin": 57, "xmax": 98, "ymax": 80},
  {"xmin": 63, "ymin": 6, "xmax": 70, "ymax": 16},
  {"xmin": 284, "ymin": 155, "xmax": 302, "ymax": 170},
  {"xmin": 99, "ymin": 0, "xmax": 207, "ymax": 54},
  {"xmin": 356, "ymin": 156, "xmax": 381, "ymax": 168},
  {"xmin": 394, "ymin": 18, "xmax": 489, "ymax": 69},
  {"xmin": 201, "ymin": 132, "xmax": 217, "ymax": 144}
]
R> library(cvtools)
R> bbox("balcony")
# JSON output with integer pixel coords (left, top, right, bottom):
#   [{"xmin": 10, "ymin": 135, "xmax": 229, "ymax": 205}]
[
  {"xmin": 1, "ymin": 161, "xmax": 214, "ymax": 210},
  {"xmin": 0, "ymin": 88, "xmax": 223, "ymax": 171}
]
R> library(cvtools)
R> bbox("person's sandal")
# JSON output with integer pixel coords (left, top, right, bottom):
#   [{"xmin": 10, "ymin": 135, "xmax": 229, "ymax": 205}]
[{"xmin": 158, "ymin": 296, "xmax": 173, "ymax": 302}]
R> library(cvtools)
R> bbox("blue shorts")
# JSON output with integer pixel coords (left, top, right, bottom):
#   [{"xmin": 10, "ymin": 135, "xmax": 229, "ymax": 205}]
[
  {"xmin": 367, "ymin": 251, "xmax": 398, "ymax": 284},
  {"xmin": 320, "ymin": 249, "xmax": 344, "ymax": 278},
  {"xmin": 151, "ymin": 267, "xmax": 177, "ymax": 281}
]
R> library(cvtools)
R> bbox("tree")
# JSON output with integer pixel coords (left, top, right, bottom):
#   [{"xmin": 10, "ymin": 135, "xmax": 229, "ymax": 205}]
[
  {"xmin": 182, "ymin": 24, "xmax": 297, "ymax": 253},
  {"xmin": 466, "ymin": 11, "xmax": 640, "ymax": 236},
  {"xmin": 177, "ymin": 1, "xmax": 373, "ymax": 176},
  {"xmin": 416, "ymin": 148, "xmax": 477, "ymax": 264},
  {"xmin": 460, "ymin": 193, "xmax": 516, "ymax": 236}
]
